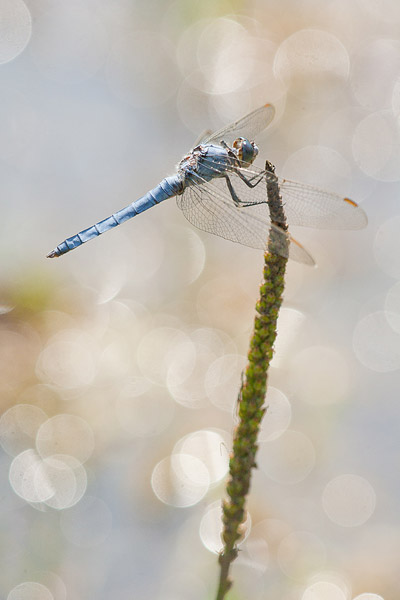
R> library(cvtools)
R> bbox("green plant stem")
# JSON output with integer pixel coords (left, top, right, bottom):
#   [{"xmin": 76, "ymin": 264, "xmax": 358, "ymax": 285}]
[{"xmin": 215, "ymin": 162, "xmax": 288, "ymax": 600}]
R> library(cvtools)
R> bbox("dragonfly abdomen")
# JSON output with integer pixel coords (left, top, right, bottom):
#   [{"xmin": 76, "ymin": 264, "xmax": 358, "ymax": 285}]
[{"xmin": 47, "ymin": 175, "xmax": 183, "ymax": 258}]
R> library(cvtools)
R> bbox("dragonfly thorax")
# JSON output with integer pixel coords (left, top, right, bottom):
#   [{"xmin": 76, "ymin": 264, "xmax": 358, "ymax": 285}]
[{"xmin": 233, "ymin": 137, "xmax": 259, "ymax": 165}]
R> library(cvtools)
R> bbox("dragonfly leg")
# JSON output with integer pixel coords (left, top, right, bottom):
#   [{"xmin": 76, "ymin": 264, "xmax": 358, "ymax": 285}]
[
  {"xmin": 223, "ymin": 174, "xmax": 242, "ymax": 206},
  {"xmin": 236, "ymin": 163, "xmax": 277, "ymax": 188},
  {"xmin": 220, "ymin": 141, "xmax": 276, "ymax": 187},
  {"xmin": 220, "ymin": 140, "xmax": 239, "ymax": 161},
  {"xmin": 223, "ymin": 174, "xmax": 260, "ymax": 208},
  {"xmin": 236, "ymin": 169, "xmax": 265, "ymax": 188}
]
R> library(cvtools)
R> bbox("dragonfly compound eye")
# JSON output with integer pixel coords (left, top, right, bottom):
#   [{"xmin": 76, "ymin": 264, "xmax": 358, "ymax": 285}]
[{"xmin": 233, "ymin": 137, "xmax": 258, "ymax": 164}]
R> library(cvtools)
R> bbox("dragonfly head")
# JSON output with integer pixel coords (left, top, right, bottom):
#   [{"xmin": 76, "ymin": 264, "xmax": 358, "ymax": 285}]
[{"xmin": 233, "ymin": 137, "xmax": 259, "ymax": 165}]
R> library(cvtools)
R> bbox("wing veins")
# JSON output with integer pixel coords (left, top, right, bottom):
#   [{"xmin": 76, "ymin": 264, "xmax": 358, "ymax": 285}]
[{"xmin": 177, "ymin": 170, "xmax": 315, "ymax": 264}]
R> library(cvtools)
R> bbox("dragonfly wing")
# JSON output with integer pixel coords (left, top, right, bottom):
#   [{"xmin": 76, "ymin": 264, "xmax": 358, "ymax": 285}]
[
  {"xmin": 203, "ymin": 104, "xmax": 275, "ymax": 146},
  {"xmin": 193, "ymin": 129, "xmax": 213, "ymax": 147},
  {"xmin": 277, "ymin": 178, "xmax": 368, "ymax": 230},
  {"xmin": 198, "ymin": 156, "xmax": 368, "ymax": 230},
  {"xmin": 177, "ymin": 174, "xmax": 315, "ymax": 265}
]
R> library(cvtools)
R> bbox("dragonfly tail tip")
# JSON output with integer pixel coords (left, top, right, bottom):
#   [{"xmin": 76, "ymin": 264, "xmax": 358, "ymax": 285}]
[{"xmin": 46, "ymin": 249, "xmax": 59, "ymax": 259}]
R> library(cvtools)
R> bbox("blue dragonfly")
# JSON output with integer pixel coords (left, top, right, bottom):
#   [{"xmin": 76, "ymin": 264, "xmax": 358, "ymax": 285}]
[{"xmin": 47, "ymin": 104, "xmax": 367, "ymax": 264}]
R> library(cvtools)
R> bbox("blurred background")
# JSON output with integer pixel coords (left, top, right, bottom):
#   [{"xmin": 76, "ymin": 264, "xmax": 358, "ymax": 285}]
[{"xmin": 0, "ymin": 1, "xmax": 399, "ymax": 599}]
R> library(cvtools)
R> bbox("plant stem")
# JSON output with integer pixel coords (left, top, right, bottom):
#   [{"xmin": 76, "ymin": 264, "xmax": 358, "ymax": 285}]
[{"xmin": 215, "ymin": 161, "xmax": 289, "ymax": 600}]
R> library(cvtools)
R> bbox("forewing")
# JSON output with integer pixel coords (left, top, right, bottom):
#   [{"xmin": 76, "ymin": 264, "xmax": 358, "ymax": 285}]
[
  {"xmin": 176, "ymin": 174, "xmax": 315, "ymax": 265},
  {"xmin": 203, "ymin": 104, "xmax": 275, "ymax": 146},
  {"xmin": 277, "ymin": 179, "xmax": 368, "ymax": 229},
  {"xmin": 198, "ymin": 156, "xmax": 368, "ymax": 230}
]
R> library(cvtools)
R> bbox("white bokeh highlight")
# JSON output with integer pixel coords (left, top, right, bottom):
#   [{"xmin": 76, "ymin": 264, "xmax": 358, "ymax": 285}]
[
  {"xmin": 8, "ymin": 449, "xmax": 87, "ymax": 508},
  {"xmin": 173, "ymin": 429, "xmax": 229, "ymax": 484},
  {"xmin": 7, "ymin": 582, "xmax": 53, "ymax": 600},
  {"xmin": 36, "ymin": 331, "xmax": 97, "ymax": 389},
  {"xmin": 137, "ymin": 327, "xmax": 196, "ymax": 386},
  {"xmin": 271, "ymin": 308, "xmax": 306, "ymax": 367},
  {"xmin": 36, "ymin": 414, "xmax": 95, "ymax": 464},
  {"xmin": 39, "ymin": 454, "xmax": 87, "ymax": 510},
  {"xmin": 199, "ymin": 500, "xmax": 251, "ymax": 554},
  {"xmin": 205, "ymin": 353, "xmax": 246, "ymax": 411},
  {"xmin": 274, "ymin": 29, "xmax": 350, "ymax": 103},
  {"xmin": 283, "ymin": 146, "xmax": 352, "ymax": 193},
  {"xmin": 385, "ymin": 281, "xmax": 400, "ymax": 333},
  {"xmin": 0, "ymin": 404, "xmax": 47, "ymax": 456},
  {"xmin": 151, "ymin": 454, "xmax": 210, "ymax": 507},
  {"xmin": 353, "ymin": 594, "xmax": 384, "ymax": 600},
  {"xmin": 9, "ymin": 449, "xmax": 53, "ymax": 503},
  {"xmin": 302, "ymin": 581, "xmax": 347, "ymax": 600},
  {"xmin": 0, "ymin": 0, "xmax": 31, "ymax": 64},
  {"xmin": 196, "ymin": 18, "xmax": 258, "ymax": 95},
  {"xmin": 322, "ymin": 474, "xmax": 376, "ymax": 527},
  {"xmin": 166, "ymin": 328, "xmax": 231, "ymax": 410}
]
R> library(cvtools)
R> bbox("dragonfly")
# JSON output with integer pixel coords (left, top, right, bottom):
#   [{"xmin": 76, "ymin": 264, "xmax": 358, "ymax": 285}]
[{"xmin": 47, "ymin": 104, "xmax": 367, "ymax": 264}]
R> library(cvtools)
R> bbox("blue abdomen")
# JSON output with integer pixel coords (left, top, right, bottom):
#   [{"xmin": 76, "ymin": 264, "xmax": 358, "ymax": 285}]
[{"xmin": 47, "ymin": 175, "xmax": 184, "ymax": 257}]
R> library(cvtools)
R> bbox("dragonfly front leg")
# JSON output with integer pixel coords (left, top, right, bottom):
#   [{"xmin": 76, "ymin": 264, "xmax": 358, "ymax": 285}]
[
  {"xmin": 220, "ymin": 140, "xmax": 275, "ymax": 189},
  {"xmin": 236, "ymin": 169, "xmax": 265, "ymax": 188},
  {"xmin": 236, "ymin": 162, "xmax": 277, "ymax": 188}
]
